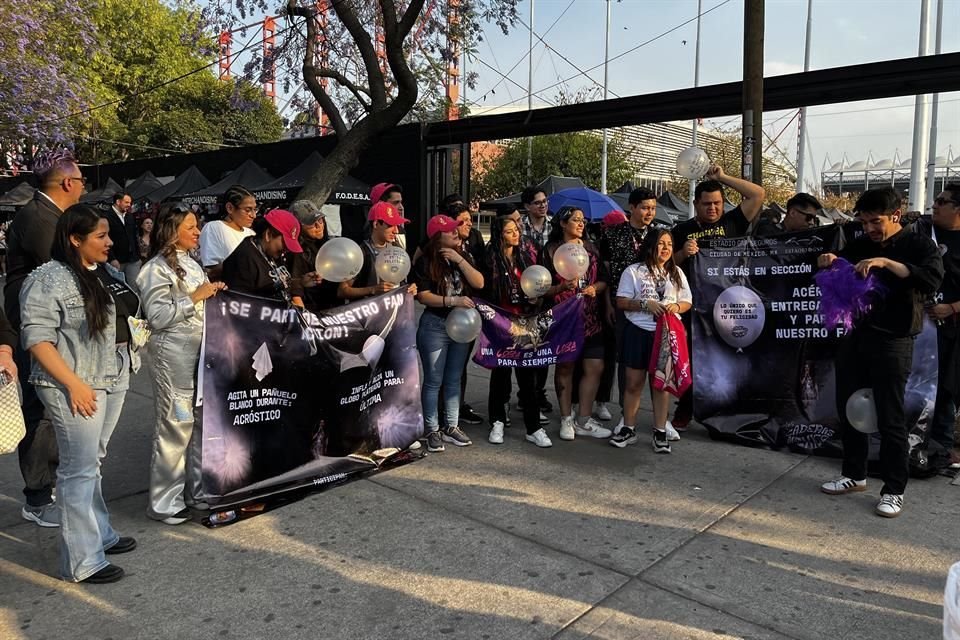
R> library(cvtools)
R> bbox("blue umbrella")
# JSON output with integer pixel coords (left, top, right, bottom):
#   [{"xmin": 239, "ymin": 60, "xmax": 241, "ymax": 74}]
[{"xmin": 547, "ymin": 187, "xmax": 624, "ymax": 221}]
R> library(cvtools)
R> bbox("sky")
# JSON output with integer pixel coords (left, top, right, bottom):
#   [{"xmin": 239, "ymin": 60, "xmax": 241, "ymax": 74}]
[{"xmin": 460, "ymin": 0, "xmax": 960, "ymax": 186}]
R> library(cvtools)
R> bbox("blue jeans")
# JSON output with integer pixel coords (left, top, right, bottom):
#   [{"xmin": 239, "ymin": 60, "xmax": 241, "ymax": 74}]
[
  {"xmin": 36, "ymin": 348, "xmax": 130, "ymax": 582},
  {"xmin": 417, "ymin": 311, "xmax": 470, "ymax": 432}
]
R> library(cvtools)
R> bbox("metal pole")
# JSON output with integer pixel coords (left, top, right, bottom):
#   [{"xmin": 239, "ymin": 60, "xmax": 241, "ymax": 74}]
[
  {"xmin": 526, "ymin": 0, "xmax": 534, "ymax": 183},
  {"xmin": 925, "ymin": 0, "xmax": 943, "ymax": 212},
  {"xmin": 600, "ymin": 0, "xmax": 611, "ymax": 194},
  {"xmin": 796, "ymin": 0, "xmax": 813, "ymax": 192},
  {"xmin": 742, "ymin": 0, "xmax": 764, "ymax": 186},
  {"xmin": 909, "ymin": 0, "xmax": 934, "ymax": 212},
  {"xmin": 689, "ymin": 0, "xmax": 703, "ymax": 219}
]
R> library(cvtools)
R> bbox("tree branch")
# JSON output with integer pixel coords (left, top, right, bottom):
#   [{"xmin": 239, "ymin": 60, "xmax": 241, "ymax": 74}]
[
  {"xmin": 377, "ymin": 0, "xmax": 426, "ymax": 118},
  {"xmin": 328, "ymin": 0, "xmax": 387, "ymax": 109},
  {"xmin": 287, "ymin": 0, "xmax": 347, "ymax": 136},
  {"xmin": 307, "ymin": 67, "xmax": 371, "ymax": 111}
]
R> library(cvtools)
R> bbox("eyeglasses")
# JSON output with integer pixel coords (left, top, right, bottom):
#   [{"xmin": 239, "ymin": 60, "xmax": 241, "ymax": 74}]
[
  {"xmin": 67, "ymin": 175, "xmax": 87, "ymax": 186},
  {"xmin": 531, "ymin": 200, "xmax": 548, "ymax": 207},
  {"xmin": 567, "ymin": 217, "xmax": 586, "ymax": 224},
  {"xmin": 935, "ymin": 197, "xmax": 959, "ymax": 207}
]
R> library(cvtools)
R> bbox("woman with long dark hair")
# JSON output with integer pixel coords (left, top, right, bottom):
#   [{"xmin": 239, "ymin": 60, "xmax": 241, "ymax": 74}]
[
  {"xmin": 137, "ymin": 216, "xmax": 154, "ymax": 263},
  {"xmin": 19, "ymin": 204, "xmax": 142, "ymax": 583},
  {"xmin": 137, "ymin": 204, "xmax": 226, "ymax": 525},
  {"xmin": 198, "ymin": 185, "xmax": 257, "ymax": 279},
  {"xmin": 413, "ymin": 214, "xmax": 484, "ymax": 452},
  {"xmin": 221, "ymin": 209, "xmax": 303, "ymax": 301},
  {"xmin": 483, "ymin": 215, "xmax": 552, "ymax": 448},
  {"xmin": 611, "ymin": 228, "xmax": 692, "ymax": 452},
  {"xmin": 542, "ymin": 206, "xmax": 611, "ymax": 441}
]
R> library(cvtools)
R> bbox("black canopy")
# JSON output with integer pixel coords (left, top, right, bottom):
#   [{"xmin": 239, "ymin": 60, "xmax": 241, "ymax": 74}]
[
  {"xmin": 252, "ymin": 152, "xmax": 370, "ymax": 205},
  {"xmin": 80, "ymin": 177, "xmax": 124, "ymax": 205},
  {"xmin": 181, "ymin": 160, "xmax": 273, "ymax": 205},
  {"xmin": 0, "ymin": 182, "xmax": 36, "ymax": 213},
  {"xmin": 125, "ymin": 171, "xmax": 165, "ymax": 201},
  {"xmin": 143, "ymin": 165, "xmax": 211, "ymax": 204}
]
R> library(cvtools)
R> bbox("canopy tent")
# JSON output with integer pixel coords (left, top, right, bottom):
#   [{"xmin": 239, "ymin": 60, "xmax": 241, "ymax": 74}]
[
  {"xmin": 143, "ymin": 165, "xmax": 211, "ymax": 204},
  {"xmin": 181, "ymin": 160, "xmax": 274, "ymax": 205},
  {"xmin": 80, "ymin": 177, "xmax": 124, "ymax": 205},
  {"xmin": 479, "ymin": 175, "xmax": 588, "ymax": 209},
  {"xmin": 658, "ymin": 191, "xmax": 689, "ymax": 212},
  {"xmin": 124, "ymin": 171, "xmax": 165, "ymax": 201},
  {"xmin": 252, "ymin": 152, "xmax": 370, "ymax": 205},
  {"xmin": 0, "ymin": 182, "xmax": 36, "ymax": 213}
]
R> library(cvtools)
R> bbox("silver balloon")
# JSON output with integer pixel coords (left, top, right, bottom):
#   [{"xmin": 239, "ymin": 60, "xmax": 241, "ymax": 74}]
[
  {"xmin": 712, "ymin": 285, "xmax": 765, "ymax": 350},
  {"xmin": 676, "ymin": 146, "xmax": 711, "ymax": 180},
  {"xmin": 520, "ymin": 265, "xmax": 552, "ymax": 299},
  {"xmin": 374, "ymin": 245, "xmax": 411, "ymax": 285},
  {"xmin": 553, "ymin": 242, "xmax": 590, "ymax": 281},
  {"xmin": 445, "ymin": 307, "xmax": 482, "ymax": 343},
  {"xmin": 314, "ymin": 237, "xmax": 364, "ymax": 283},
  {"xmin": 845, "ymin": 388, "xmax": 878, "ymax": 433}
]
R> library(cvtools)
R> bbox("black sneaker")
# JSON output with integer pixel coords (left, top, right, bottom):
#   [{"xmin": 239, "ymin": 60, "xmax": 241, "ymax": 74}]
[
  {"xmin": 652, "ymin": 429, "xmax": 671, "ymax": 454},
  {"xmin": 426, "ymin": 431, "xmax": 445, "ymax": 452},
  {"xmin": 538, "ymin": 395, "xmax": 553, "ymax": 413},
  {"xmin": 504, "ymin": 404, "xmax": 511, "ymax": 426},
  {"xmin": 441, "ymin": 426, "xmax": 473, "ymax": 447},
  {"xmin": 81, "ymin": 564, "xmax": 125, "ymax": 584},
  {"xmin": 459, "ymin": 404, "xmax": 483, "ymax": 425},
  {"xmin": 609, "ymin": 426, "xmax": 638, "ymax": 448}
]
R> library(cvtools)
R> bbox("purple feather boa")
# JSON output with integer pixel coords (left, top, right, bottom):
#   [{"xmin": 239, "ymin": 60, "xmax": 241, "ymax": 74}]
[{"xmin": 814, "ymin": 258, "xmax": 887, "ymax": 331}]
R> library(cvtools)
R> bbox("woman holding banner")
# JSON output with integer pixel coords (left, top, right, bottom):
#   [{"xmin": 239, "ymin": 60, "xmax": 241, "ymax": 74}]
[
  {"xmin": 483, "ymin": 215, "xmax": 552, "ymax": 448},
  {"xmin": 542, "ymin": 206, "xmax": 612, "ymax": 442},
  {"xmin": 413, "ymin": 214, "xmax": 484, "ymax": 452},
  {"xmin": 611, "ymin": 228, "xmax": 692, "ymax": 453},
  {"xmin": 221, "ymin": 209, "xmax": 303, "ymax": 301},
  {"xmin": 138, "ymin": 204, "xmax": 226, "ymax": 525},
  {"xmin": 20, "ymin": 205, "xmax": 142, "ymax": 583}
]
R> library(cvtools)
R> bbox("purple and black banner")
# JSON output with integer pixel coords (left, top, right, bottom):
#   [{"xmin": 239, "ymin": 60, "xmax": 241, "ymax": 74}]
[
  {"xmin": 195, "ymin": 290, "xmax": 422, "ymax": 511},
  {"xmin": 473, "ymin": 296, "xmax": 585, "ymax": 369},
  {"xmin": 689, "ymin": 226, "xmax": 937, "ymax": 459}
]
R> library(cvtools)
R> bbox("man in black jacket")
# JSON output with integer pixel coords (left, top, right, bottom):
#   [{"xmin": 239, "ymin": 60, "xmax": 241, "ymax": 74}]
[
  {"xmin": 3, "ymin": 149, "xmax": 85, "ymax": 527},
  {"xmin": 817, "ymin": 187, "xmax": 944, "ymax": 518},
  {"xmin": 107, "ymin": 192, "xmax": 139, "ymax": 288}
]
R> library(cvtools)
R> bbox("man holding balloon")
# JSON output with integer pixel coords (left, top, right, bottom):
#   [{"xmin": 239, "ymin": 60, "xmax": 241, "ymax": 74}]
[
  {"xmin": 337, "ymin": 201, "xmax": 417, "ymax": 301},
  {"xmin": 817, "ymin": 187, "xmax": 943, "ymax": 518}
]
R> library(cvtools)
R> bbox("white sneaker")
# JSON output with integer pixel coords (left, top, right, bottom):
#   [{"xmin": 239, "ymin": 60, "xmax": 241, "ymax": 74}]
[
  {"xmin": 488, "ymin": 421, "xmax": 505, "ymax": 445},
  {"xmin": 525, "ymin": 428, "xmax": 553, "ymax": 448},
  {"xmin": 574, "ymin": 417, "xmax": 612, "ymax": 439},
  {"xmin": 559, "ymin": 416, "xmax": 576, "ymax": 441},
  {"xmin": 538, "ymin": 411, "xmax": 549, "ymax": 425},
  {"xmin": 407, "ymin": 440, "xmax": 422, "ymax": 451},
  {"xmin": 593, "ymin": 402, "xmax": 613, "ymax": 421},
  {"xmin": 875, "ymin": 493, "xmax": 903, "ymax": 518},
  {"xmin": 612, "ymin": 417, "xmax": 626, "ymax": 436},
  {"xmin": 820, "ymin": 476, "xmax": 867, "ymax": 495},
  {"xmin": 664, "ymin": 421, "xmax": 680, "ymax": 442}
]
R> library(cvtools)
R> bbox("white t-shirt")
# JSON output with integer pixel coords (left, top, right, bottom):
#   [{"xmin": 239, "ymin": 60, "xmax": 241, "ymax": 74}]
[
  {"xmin": 616, "ymin": 263, "xmax": 692, "ymax": 331},
  {"xmin": 199, "ymin": 220, "xmax": 254, "ymax": 267}
]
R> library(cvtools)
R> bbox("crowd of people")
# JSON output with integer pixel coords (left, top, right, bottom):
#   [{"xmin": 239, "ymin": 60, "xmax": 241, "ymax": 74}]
[{"xmin": 1, "ymin": 148, "xmax": 958, "ymax": 585}]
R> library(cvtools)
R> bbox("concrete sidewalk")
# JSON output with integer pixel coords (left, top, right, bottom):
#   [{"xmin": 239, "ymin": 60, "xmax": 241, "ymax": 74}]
[{"xmin": 0, "ymin": 358, "xmax": 956, "ymax": 640}]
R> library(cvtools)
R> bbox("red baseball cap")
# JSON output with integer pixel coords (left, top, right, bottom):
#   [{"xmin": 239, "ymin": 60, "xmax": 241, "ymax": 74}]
[
  {"xmin": 602, "ymin": 211, "xmax": 628, "ymax": 228},
  {"xmin": 368, "ymin": 201, "xmax": 410, "ymax": 226},
  {"xmin": 426, "ymin": 214, "xmax": 463, "ymax": 238},
  {"xmin": 264, "ymin": 209, "xmax": 303, "ymax": 253},
  {"xmin": 370, "ymin": 182, "xmax": 397, "ymax": 204}
]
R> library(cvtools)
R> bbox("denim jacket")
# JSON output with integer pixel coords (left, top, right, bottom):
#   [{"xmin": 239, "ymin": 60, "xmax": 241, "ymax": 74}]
[{"xmin": 19, "ymin": 261, "xmax": 142, "ymax": 389}]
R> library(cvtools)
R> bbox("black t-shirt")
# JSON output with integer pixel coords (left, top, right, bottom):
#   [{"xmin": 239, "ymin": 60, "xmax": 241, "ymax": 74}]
[
  {"xmin": 93, "ymin": 266, "xmax": 139, "ymax": 343},
  {"xmin": 412, "ymin": 253, "xmax": 469, "ymax": 318},
  {"xmin": 912, "ymin": 217, "xmax": 960, "ymax": 306},
  {"xmin": 672, "ymin": 206, "xmax": 750, "ymax": 253},
  {"xmin": 221, "ymin": 237, "xmax": 291, "ymax": 301},
  {"xmin": 840, "ymin": 227, "xmax": 944, "ymax": 337}
]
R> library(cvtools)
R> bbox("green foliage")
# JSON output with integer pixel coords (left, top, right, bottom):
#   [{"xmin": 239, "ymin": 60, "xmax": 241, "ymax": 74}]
[{"xmin": 472, "ymin": 132, "xmax": 636, "ymax": 202}]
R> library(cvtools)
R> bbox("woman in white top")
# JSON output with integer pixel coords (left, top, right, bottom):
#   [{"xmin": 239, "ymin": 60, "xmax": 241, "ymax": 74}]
[
  {"xmin": 198, "ymin": 185, "xmax": 257, "ymax": 280},
  {"xmin": 613, "ymin": 228, "xmax": 692, "ymax": 452},
  {"xmin": 137, "ymin": 204, "xmax": 227, "ymax": 524}
]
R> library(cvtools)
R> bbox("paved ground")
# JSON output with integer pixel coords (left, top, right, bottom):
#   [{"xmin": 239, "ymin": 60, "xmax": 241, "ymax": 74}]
[{"xmin": 0, "ymin": 354, "xmax": 957, "ymax": 640}]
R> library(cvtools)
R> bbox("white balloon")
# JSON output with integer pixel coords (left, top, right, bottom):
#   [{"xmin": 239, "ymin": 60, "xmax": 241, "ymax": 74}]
[
  {"xmin": 553, "ymin": 242, "xmax": 590, "ymax": 281},
  {"xmin": 676, "ymin": 146, "xmax": 711, "ymax": 180},
  {"xmin": 845, "ymin": 388, "xmax": 878, "ymax": 433},
  {"xmin": 445, "ymin": 307, "xmax": 482, "ymax": 343},
  {"xmin": 520, "ymin": 265, "xmax": 552, "ymax": 299},
  {"xmin": 375, "ymin": 245, "xmax": 411, "ymax": 285},
  {"xmin": 712, "ymin": 285, "xmax": 765, "ymax": 350},
  {"xmin": 315, "ymin": 237, "xmax": 364, "ymax": 283}
]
